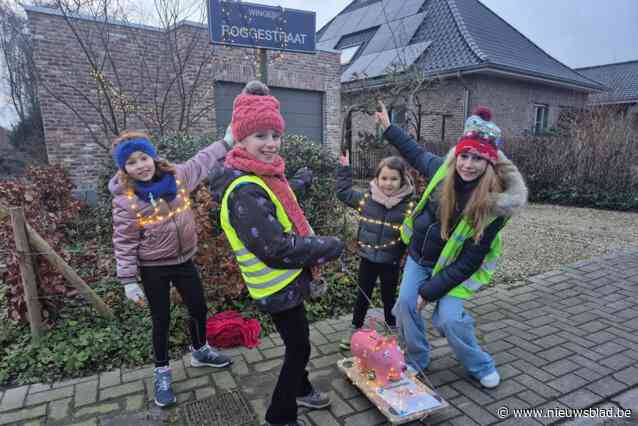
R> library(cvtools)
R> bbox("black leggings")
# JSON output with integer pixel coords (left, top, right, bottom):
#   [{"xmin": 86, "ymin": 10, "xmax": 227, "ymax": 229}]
[
  {"xmin": 140, "ymin": 260, "xmax": 208, "ymax": 367},
  {"xmin": 265, "ymin": 303, "xmax": 314, "ymax": 424},
  {"xmin": 352, "ymin": 257, "xmax": 401, "ymax": 328}
]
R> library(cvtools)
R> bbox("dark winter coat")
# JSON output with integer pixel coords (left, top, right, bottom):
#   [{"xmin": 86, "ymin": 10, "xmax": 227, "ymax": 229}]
[
  {"xmin": 209, "ymin": 165, "xmax": 344, "ymax": 312},
  {"xmin": 336, "ymin": 165, "xmax": 413, "ymax": 265},
  {"xmin": 384, "ymin": 124, "xmax": 528, "ymax": 302}
]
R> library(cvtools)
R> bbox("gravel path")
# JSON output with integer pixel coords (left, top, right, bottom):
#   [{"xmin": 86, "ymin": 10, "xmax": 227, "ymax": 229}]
[{"xmin": 496, "ymin": 203, "xmax": 638, "ymax": 285}]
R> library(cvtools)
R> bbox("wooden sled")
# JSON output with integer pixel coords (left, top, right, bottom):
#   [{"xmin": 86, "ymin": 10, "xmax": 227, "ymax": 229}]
[{"xmin": 337, "ymin": 357, "xmax": 449, "ymax": 425}]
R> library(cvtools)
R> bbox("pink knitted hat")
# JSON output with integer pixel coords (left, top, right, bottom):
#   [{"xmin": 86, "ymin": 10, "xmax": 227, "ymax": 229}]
[{"xmin": 231, "ymin": 93, "xmax": 285, "ymax": 142}]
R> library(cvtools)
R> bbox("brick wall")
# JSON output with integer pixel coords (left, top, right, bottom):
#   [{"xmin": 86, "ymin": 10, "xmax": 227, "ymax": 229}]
[
  {"xmin": 469, "ymin": 74, "xmax": 588, "ymax": 138},
  {"xmin": 342, "ymin": 74, "xmax": 588, "ymax": 165},
  {"xmin": 26, "ymin": 8, "xmax": 340, "ymax": 200}
]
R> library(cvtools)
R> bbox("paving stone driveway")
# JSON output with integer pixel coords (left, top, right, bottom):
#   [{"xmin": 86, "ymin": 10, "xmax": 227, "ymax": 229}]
[{"xmin": 1, "ymin": 249, "xmax": 638, "ymax": 425}]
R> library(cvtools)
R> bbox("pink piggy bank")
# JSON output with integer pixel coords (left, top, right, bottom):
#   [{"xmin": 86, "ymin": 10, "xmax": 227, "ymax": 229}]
[{"xmin": 350, "ymin": 328, "xmax": 406, "ymax": 386}]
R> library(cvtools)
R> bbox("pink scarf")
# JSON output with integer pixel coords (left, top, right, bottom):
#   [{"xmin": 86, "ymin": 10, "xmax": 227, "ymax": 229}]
[
  {"xmin": 224, "ymin": 147, "xmax": 312, "ymax": 237},
  {"xmin": 369, "ymin": 179, "xmax": 414, "ymax": 209}
]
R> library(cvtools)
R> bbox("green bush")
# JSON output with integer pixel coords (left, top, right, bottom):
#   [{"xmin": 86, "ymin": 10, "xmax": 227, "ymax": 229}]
[
  {"xmin": 0, "ymin": 243, "xmax": 369, "ymax": 386},
  {"xmin": 280, "ymin": 134, "xmax": 348, "ymax": 235},
  {"xmin": 155, "ymin": 133, "xmax": 215, "ymax": 163},
  {"xmin": 0, "ymin": 278, "xmax": 189, "ymax": 385}
]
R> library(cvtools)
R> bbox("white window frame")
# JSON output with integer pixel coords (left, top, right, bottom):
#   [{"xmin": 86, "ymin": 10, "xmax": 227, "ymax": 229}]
[
  {"xmin": 340, "ymin": 45, "xmax": 361, "ymax": 65},
  {"xmin": 533, "ymin": 104, "xmax": 549, "ymax": 135}
]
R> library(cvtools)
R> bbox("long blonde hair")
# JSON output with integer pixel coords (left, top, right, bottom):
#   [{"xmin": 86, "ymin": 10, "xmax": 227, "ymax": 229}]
[
  {"xmin": 439, "ymin": 156, "xmax": 504, "ymax": 243},
  {"xmin": 111, "ymin": 131, "xmax": 176, "ymax": 193}
]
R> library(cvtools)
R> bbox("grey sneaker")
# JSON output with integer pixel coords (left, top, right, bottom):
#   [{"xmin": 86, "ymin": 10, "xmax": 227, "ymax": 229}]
[
  {"xmin": 296, "ymin": 390, "xmax": 331, "ymax": 409},
  {"xmin": 190, "ymin": 344, "xmax": 232, "ymax": 368},
  {"xmin": 153, "ymin": 366, "xmax": 176, "ymax": 408}
]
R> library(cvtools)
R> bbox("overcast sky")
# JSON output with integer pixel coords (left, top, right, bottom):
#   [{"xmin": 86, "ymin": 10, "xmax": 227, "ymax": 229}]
[{"xmin": 2, "ymin": 0, "xmax": 637, "ymax": 128}]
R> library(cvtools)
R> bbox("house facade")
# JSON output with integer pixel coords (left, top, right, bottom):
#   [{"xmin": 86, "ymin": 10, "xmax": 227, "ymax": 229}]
[
  {"xmin": 318, "ymin": 0, "xmax": 604, "ymax": 155},
  {"xmin": 576, "ymin": 60, "xmax": 638, "ymax": 130},
  {"xmin": 26, "ymin": 6, "xmax": 341, "ymax": 202}
]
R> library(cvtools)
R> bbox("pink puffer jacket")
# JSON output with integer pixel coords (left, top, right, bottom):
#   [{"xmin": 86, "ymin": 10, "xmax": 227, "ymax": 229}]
[{"xmin": 110, "ymin": 140, "xmax": 228, "ymax": 282}]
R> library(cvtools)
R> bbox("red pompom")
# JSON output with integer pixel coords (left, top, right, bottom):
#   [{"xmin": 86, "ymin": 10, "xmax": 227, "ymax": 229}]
[{"xmin": 473, "ymin": 106, "xmax": 492, "ymax": 121}]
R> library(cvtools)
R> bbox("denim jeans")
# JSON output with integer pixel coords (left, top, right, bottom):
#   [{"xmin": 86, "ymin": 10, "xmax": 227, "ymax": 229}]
[{"xmin": 392, "ymin": 255, "xmax": 496, "ymax": 379}]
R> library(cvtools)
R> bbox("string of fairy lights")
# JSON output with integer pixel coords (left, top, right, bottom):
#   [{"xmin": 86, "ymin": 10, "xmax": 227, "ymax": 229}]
[
  {"xmin": 96, "ymin": 2, "xmax": 435, "ymax": 416},
  {"xmin": 355, "ymin": 193, "xmax": 415, "ymax": 250},
  {"xmin": 349, "ymin": 193, "xmax": 444, "ymax": 418},
  {"xmin": 348, "ymin": 332, "xmax": 440, "ymax": 418},
  {"xmin": 127, "ymin": 179, "xmax": 192, "ymax": 228}
]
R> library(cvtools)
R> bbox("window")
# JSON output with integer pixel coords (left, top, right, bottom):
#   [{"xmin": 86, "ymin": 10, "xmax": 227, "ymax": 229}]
[
  {"xmin": 533, "ymin": 104, "xmax": 549, "ymax": 135},
  {"xmin": 340, "ymin": 45, "xmax": 361, "ymax": 65}
]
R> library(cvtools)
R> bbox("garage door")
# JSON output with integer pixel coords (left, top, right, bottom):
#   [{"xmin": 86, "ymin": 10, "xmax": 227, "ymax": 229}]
[{"xmin": 215, "ymin": 82, "xmax": 323, "ymax": 144}]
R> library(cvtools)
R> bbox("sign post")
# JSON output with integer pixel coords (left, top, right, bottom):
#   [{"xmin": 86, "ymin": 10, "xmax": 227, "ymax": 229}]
[
  {"xmin": 208, "ymin": 0, "xmax": 316, "ymax": 84},
  {"xmin": 259, "ymin": 49, "xmax": 267, "ymax": 83}
]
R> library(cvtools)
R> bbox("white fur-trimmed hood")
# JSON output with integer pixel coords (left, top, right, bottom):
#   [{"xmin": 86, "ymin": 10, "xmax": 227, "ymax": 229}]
[{"xmin": 444, "ymin": 148, "xmax": 528, "ymax": 217}]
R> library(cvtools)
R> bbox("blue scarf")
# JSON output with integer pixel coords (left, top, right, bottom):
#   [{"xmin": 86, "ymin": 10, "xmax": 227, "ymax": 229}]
[{"xmin": 134, "ymin": 173, "xmax": 177, "ymax": 204}]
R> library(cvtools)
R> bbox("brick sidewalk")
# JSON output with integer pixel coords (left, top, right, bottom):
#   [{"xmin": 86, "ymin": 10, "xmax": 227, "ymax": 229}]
[{"xmin": 2, "ymin": 249, "xmax": 638, "ymax": 425}]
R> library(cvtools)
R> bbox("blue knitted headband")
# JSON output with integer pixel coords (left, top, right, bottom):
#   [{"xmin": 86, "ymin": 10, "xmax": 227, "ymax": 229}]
[{"xmin": 114, "ymin": 138, "xmax": 157, "ymax": 169}]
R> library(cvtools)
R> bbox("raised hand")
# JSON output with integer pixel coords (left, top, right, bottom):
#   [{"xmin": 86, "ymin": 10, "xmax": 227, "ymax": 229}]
[
  {"xmin": 375, "ymin": 100, "xmax": 391, "ymax": 131},
  {"xmin": 339, "ymin": 150, "xmax": 350, "ymax": 167}
]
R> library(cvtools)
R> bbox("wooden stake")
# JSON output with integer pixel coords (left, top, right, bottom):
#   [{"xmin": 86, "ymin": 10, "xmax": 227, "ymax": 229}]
[
  {"xmin": 2, "ymin": 203, "xmax": 114, "ymax": 320},
  {"xmin": 10, "ymin": 207, "xmax": 44, "ymax": 344},
  {"xmin": 25, "ymin": 225, "xmax": 114, "ymax": 320}
]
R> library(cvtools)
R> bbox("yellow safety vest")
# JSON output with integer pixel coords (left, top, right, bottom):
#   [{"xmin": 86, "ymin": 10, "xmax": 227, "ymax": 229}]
[
  {"xmin": 401, "ymin": 162, "xmax": 504, "ymax": 298},
  {"xmin": 220, "ymin": 175, "xmax": 303, "ymax": 300}
]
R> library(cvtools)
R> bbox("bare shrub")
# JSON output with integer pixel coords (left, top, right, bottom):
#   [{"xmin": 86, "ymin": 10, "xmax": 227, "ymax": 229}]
[{"xmin": 507, "ymin": 107, "xmax": 638, "ymax": 210}]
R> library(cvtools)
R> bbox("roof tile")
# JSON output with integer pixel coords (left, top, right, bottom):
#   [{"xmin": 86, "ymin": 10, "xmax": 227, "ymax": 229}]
[
  {"xmin": 318, "ymin": 0, "xmax": 603, "ymax": 91},
  {"xmin": 577, "ymin": 61, "xmax": 638, "ymax": 104}
]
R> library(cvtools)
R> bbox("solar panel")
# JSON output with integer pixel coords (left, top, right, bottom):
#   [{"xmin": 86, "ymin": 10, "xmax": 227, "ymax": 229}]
[
  {"xmin": 342, "ymin": 40, "xmax": 431, "ymax": 82},
  {"xmin": 364, "ymin": 11, "xmax": 427, "ymax": 54}
]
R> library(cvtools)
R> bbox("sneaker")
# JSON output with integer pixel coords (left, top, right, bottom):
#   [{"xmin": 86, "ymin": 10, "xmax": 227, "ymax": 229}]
[
  {"xmin": 261, "ymin": 420, "xmax": 306, "ymax": 426},
  {"xmin": 296, "ymin": 390, "xmax": 331, "ymax": 409},
  {"xmin": 479, "ymin": 371, "xmax": 501, "ymax": 389},
  {"xmin": 190, "ymin": 343, "xmax": 232, "ymax": 368},
  {"xmin": 339, "ymin": 325, "xmax": 360, "ymax": 351},
  {"xmin": 153, "ymin": 366, "xmax": 176, "ymax": 407}
]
